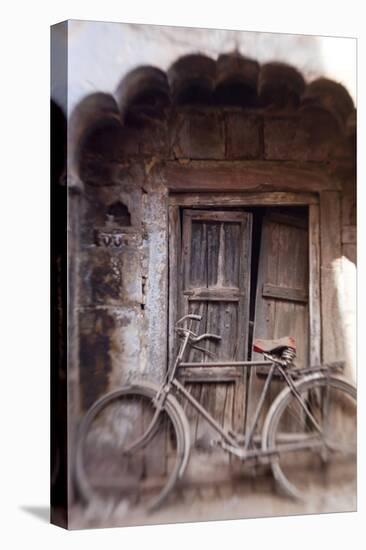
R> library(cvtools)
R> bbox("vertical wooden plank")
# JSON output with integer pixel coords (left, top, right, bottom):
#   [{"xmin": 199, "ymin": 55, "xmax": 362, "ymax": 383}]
[
  {"xmin": 195, "ymin": 300, "xmax": 216, "ymax": 444},
  {"xmin": 274, "ymin": 218, "xmax": 309, "ymax": 369},
  {"xmin": 211, "ymin": 226, "xmax": 228, "ymax": 432},
  {"xmin": 223, "ymin": 382, "xmax": 235, "ymax": 432},
  {"xmin": 186, "ymin": 216, "xmax": 208, "ymax": 441},
  {"xmin": 177, "ymin": 211, "xmax": 203, "ymax": 445},
  {"xmin": 319, "ymin": 191, "xmax": 343, "ymax": 363},
  {"xmin": 237, "ymin": 214, "xmax": 253, "ymax": 361},
  {"xmin": 212, "ymin": 303, "xmax": 230, "ymax": 431},
  {"xmin": 190, "ymin": 221, "xmax": 208, "ymax": 288},
  {"xmin": 309, "ymin": 204, "xmax": 321, "ymax": 366},
  {"xmin": 187, "ymin": 301, "xmax": 208, "ymax": 361},
  {"xmin": 250, "ymin": 215, "xmax": 279, "ymax": 426},
  {"xmin": 235, "ymin": 214, "xmax": 252, "ymax": 432},
  {"xmin": 182, "ymin": 210, "xmax": 193, "ymax": 318},
  {"xmin": 207, "ymin": 221, "xmax": 220, "ymax": 286},
  {"xmin": 184, "ymin": 304, "xmax": 207, "ymax": 444},
  {"xmin": 223, "ymin": 222, "xmax": 240, "ymax": 287},
  {"xmin": 168, "ymin": 205, "xmax": 181, "ymax": 363}
]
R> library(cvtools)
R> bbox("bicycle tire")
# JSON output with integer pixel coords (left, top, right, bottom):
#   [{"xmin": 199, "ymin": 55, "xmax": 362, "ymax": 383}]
[
  {"xmin": 262, "ymin": 375, "xmax": 356, "ymax": 502},
  {"xmin": 74, "ymin": 382, "xmax": 190, "ymax": 512}
]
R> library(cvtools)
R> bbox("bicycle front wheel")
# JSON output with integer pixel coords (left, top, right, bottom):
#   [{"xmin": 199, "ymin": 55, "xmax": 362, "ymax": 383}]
[
  {"xmin": 75, "ymin": 383, "xmax": 188, "ymax": 512},
  {"xmin": 262, "ymin": 375, "xmax": 356, "ymax": 504}
]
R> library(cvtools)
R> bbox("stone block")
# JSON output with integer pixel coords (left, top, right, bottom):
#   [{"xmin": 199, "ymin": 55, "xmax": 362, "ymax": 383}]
[
  {"xmin": 123, "ymin": 105, "xmax": 169, "ymax": 157},
  {"xmin": 264, "ymin": 111, "xmax": 340, "ymax": 161},
  {"xmin": 79, "ymin": 241, "xmax": 143, "ymax": 307},
  {"xmin": 171, "ymin": 111, "xmax": 225, "ymax": 159},
  {"xmin": 138, "ymin": 117, "xmax": 169, "ymax": 156},
  {"xmin": 264, "ymin": 117, "xmax": 301, "ymax": 160},
  {"xmin": 226, "ymin": 113, "xmax": 262, "ymax": 159}
]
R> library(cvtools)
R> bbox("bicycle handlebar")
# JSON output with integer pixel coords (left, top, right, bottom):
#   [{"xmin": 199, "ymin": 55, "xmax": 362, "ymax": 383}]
[
  {"xmin": 175, "ymin": 315, "xmax": 221, "ymax": 344},
  {"xmin": 176, "ymin": 314, "xmax": 202, "ymax": 325},
  {"xmin": 193, "ymin": 333, "xmax": 222, "ymax": 343}
]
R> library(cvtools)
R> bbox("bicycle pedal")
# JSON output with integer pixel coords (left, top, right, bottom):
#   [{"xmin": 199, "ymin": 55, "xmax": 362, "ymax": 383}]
[{"xmin": 219, "ymin": 441, "xmax": 246, "ymax": 458}]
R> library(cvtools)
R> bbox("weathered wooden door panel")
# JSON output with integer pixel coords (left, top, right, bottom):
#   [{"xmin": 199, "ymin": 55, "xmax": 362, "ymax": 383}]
[
  {"xmin": 251, "ymin": 207, "xmax": 309, "ymax": 423},
  {"xmin": 180, "ymin": 210, "xmax": 252, "ymax": 444}
]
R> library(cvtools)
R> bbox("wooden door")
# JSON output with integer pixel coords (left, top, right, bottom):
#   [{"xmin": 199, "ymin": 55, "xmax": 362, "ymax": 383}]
[
  {"xmin": 251, "ymin": 207, "xmax": 309, "ymax": 422},
  {"xmin": 180, "ymin": 210, "xmax": 252, "ymax": 444}
]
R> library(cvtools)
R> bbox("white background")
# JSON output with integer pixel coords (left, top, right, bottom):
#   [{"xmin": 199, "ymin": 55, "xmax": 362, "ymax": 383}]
[{"xmin": 0, "ymin": 1, "xmax": 365, "ymax": 548}]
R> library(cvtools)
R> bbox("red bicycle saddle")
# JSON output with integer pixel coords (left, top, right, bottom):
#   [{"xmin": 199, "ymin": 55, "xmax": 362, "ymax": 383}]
[{"xmin": 253, "ymin": 336, "xmax": 296, "ymax": 354}]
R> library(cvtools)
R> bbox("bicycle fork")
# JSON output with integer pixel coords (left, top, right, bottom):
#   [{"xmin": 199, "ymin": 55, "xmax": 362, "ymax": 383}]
[
  {"xmin": 120, "ymin": 382, "xmax": 172, "ymax": 456},
  {"xmin": 122, "ymin": 405, "xmax": 162, "ymax": 455}
]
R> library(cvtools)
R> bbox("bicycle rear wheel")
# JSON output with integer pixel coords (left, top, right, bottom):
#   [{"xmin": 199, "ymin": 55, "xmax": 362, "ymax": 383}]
[
  {"xmin": 75, "ymin": 383, "xmax": 189, "ymax": 512},
  {"xmin": 262, "ymin": 375, "xmax": 356, "ymax": 504}
]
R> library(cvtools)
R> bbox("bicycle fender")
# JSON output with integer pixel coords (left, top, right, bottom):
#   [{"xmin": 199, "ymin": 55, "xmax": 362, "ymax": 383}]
[{"xmin": 166, "ymin": 391, "xmax": 191, "ymax": 479}]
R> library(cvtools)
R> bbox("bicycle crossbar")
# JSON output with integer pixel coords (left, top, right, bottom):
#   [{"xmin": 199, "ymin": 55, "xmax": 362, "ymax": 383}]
[{"xmin": 179, "ymin": 360, "xmax": 271, "ymax": 368}]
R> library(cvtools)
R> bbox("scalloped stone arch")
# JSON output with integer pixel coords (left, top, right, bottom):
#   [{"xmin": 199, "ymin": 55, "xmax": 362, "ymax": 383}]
[{"xmin": 69, "ymin": 51, "xmax": 355, "ymax": 183}]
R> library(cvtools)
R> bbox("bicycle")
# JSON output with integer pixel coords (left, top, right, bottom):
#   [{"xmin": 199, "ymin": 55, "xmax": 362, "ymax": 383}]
[{"xmin": 74, "ymin": 314, "xmax": 357, "ymax": 512}]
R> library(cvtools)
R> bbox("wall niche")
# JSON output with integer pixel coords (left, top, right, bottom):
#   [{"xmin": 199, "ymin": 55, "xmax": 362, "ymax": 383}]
[{"xmin": 94, "ymin": 200, "xmax": 136, "ymax": 248}]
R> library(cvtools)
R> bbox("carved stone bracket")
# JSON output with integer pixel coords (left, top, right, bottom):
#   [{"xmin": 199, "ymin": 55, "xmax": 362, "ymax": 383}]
[{"xmin": 94, "ymin": 228, "xmax": 140, "ymax": 248}]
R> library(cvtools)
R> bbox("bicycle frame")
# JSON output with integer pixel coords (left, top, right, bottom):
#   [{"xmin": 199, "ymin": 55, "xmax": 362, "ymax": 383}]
[
  {"xmin": 153, "ymin": 316, "xmax": 326, "ymax": 462},
  {"xmin": 74, "ymin": 313, "xmax": 355, "ymax": 514},
  {"xmin": 74, "ymin": 313, "xmax": 356, "ymax": 516}
]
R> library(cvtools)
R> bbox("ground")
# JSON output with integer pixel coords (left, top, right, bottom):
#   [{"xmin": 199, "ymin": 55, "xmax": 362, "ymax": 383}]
[{"xmin": 69, "ymin": 474, "xmax": 356, "ymax": 530}]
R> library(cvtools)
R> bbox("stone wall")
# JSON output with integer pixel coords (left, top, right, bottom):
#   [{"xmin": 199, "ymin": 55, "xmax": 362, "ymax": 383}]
[{"xmin": 73, "ymin": 79, "xmax": 356, "ymax": 414}]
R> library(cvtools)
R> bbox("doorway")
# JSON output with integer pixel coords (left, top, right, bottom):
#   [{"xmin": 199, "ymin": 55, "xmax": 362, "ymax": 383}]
[{"xmin": 169, "ymin": 202, "xmax": 310, "ymax": 443}]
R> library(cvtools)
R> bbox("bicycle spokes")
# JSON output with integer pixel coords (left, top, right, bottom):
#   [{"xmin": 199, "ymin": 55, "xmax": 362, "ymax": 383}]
[
  {"xmin": 264, "ymin": 377, "xmax": 356, "ymax": 501},
  {"xmin": 76, "ymin": 389, "xmax": 184, "ymax": 510}
]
